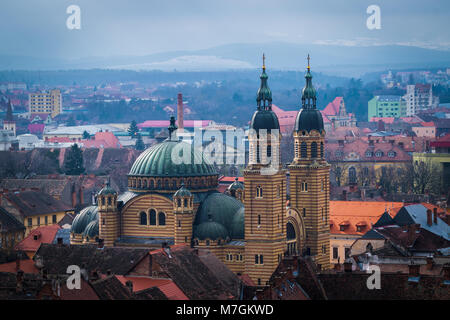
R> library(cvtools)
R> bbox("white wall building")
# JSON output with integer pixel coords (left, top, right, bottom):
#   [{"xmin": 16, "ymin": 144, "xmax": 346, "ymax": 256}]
[{"xmin": 404, "ymin": 84, "xmax": 439, "ymax": 116}]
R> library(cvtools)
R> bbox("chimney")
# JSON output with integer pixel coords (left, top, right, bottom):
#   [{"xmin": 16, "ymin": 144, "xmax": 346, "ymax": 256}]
[
  {"xmin": 57, "ymin": 237, "xmax": 63, "ymax": 245},
  {"xmin": 125, "ymin": 280, "xmax": 133, "ymax": 293},
  {"xmin": 177, "ymin": 93, "xmax": 184, "ymax": 131},
  {"xmin": 433, "ymin": 208, "xmax": 438, "ymax": 224},
  {"xmin": 426, "ymin": 209, "xmax": 432, "ymax": 226},
  {"xmin": 344, "ymin": 261, "xmax": 352, "ymax": 273},
  {"xmin": 407, "ymin": 224, "xmax": 419, "ymax": 243}
]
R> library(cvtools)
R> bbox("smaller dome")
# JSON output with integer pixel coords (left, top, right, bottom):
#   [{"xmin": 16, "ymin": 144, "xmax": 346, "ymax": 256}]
[
  {"xmin": 174, "ymin": 183, "xmax": 192, "ymax": 198},
  {"xmin": 294, "ymin": 108, "xmax": 324, "ymax": 133},
  {"xmin": 230, "ymin": 207, "xmax": 244, "ymax": 239},
  {"xmin": 250, "ymin": 110, "xmax": 280, "ymax": 131},
  {"xmin": 71, "ymin": 206, "xmax": 98, "ymax": 234},
  {"xmin": 82, "ymin": 220, "xmax": 99, "ymax": 238},
  {"xmin": 98, "ymin": 181, "xmax": 117, "ymax": 196},
  {"xmin": 194, "ymin": 221, "xmax": 229, "ymax": 240},
  {"xmin": 228, "ymin": 177, "xmax": 244, "ymax": 191}
]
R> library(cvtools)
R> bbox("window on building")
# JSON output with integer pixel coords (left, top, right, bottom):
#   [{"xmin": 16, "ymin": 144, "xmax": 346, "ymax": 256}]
[
  {"xmin": 256, "ymin": 185, "xmax": 263, "ymax": 198},
  {"xmin": 52, "ymin": 215, "xmax": 57, "ymax": 223},
  {"xmin": 44, "ymin": 216, "xmax": 48, "ymax": 225},
  {"xmin": 184, "ymin": 198, "xmax": 188, "ymax": 207},
  {"xmin": 322, "ymin": 245, "xmax": 326, "ymax": 254},
  {"xmin": 28, "ymin": 218, "xmax": 32, "ymax": 227},
  {"xmin": 139, "ymin": 212, "xmax": 147, "ymax": 225},
  {"xmin": 311, "ymin": 142, "xmax": 317, "ymax": 158},
  {"xmin": 149, "ymin": 209, "xmax": 157, "ymax": 225},
  {"xmin": 177, "ymin": 198, "xmax": 181, "ymax": 207},
  {"xmin": 301, "ymin": 181, "xmax": 308, "ymax": 192},
  {"xmin": 333, "ymin": 247, "xmax": 338, "ymax": 260},
  {"xmin": 37, "ymin": 217, "xmax": 40, "ymax": 225},
  {"xmin": 158, "ymin": 212, "xmax": 166, "ymax": 226},
  {"xmin": 348, "ymin": 167, "xmax": 357, "ymax": 184},
  {"xmin": 302, "ymin": 208, "xmax": 306, "ymax": 217},
  {"xmin": 320, "ymin": 142, "xmax": 324, "ymax": 158},
  {"xmin": 257, "ymin": 215, "xmax": 261, "ymax": 226},
  {"xmin": 300, "ymin": 142, "xmax": 307, "ymax": 158}
]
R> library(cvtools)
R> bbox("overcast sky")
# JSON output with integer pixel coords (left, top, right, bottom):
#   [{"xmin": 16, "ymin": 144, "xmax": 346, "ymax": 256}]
[{"xmin": 1, "ymin": 0, "xmax": 449, "ymax": 59}]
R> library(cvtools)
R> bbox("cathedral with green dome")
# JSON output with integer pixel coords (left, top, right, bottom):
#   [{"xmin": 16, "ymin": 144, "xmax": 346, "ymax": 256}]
[{"xmin": 71, "ymin": 55, "xmax": 330, "ymax": 285}]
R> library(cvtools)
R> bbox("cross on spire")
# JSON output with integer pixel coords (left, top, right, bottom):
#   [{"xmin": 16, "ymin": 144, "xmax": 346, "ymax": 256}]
[
  {"xmin": 307, "ymin": 54, "xmax": 310, "ymax": 70},
  {"xmin": 262, "ymin": 53, "xmax": 266, "ymax": 70}
]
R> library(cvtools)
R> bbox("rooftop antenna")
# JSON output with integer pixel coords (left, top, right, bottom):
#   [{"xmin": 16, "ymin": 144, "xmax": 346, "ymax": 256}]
[{"xmin": 307, "ymin": 53, "xmax": 311, "ymax": 70}]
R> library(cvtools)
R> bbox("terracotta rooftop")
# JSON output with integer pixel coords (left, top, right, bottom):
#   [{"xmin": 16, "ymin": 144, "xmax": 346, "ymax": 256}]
[{"xmin": 15, "ymin": 225, "xmax": 61, "ymax": 253}]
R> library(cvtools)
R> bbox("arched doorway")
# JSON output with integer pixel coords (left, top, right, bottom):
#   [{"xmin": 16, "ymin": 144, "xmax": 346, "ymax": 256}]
[
  {"xmin": 286, "ymin": 222, "xmax": 297, "ymax": 255},
  {"xmin": 285, "ymin": 208, "xmax": 306, "ymax": 257}
]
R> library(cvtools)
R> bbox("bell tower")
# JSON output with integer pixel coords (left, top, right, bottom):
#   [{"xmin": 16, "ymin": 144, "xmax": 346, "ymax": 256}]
[
  {"xmin": 173, "ymin": 183, "xmax": 194, "ymax": 245},
  {"xmin": 289, "ymin": 55, "xmax": 330, "ymax": 269},
  {"xmin": 98, "ymin": 180, "xmax": 119, "ymax": 247},
  {"xmin": 244, "ymin": 55, "xmax": 287, "ymax": 286},
  {"xmin": 3, "ymin": 100, "xmax": 16, "ymax": 136}
]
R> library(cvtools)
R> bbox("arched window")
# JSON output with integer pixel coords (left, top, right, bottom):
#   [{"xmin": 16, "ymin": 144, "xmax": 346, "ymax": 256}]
[
  {"xmin": 139, "ymin": 212, "xmax": 147, "ymax": 225},
  {"xmin": 177, "ymin": 198, "xmax": 181, "ymax": 207},
  {"xmin": 286, "ymin": 222, "xmax": 296, "ymax": 240},
  {"xmin": 137, "ymin": 180, "xmax": 141, "ymax": 188},
  {"xmin": 157, "ymin": 180, "xmax": 162, "ymax": 189},
  {"xmin": 158, "ymin": 212, "xmax": 166, "ymax": 226},
  {"xmin": 257, "ymin": 215, "xmax": 261, "ymax": 226},
  {"xmin": 301, "ymin": 181, "xmax": 308, "ymax": 192},
  {"xmin": 184, "ymin": 198, "xmax": 188, "ymax": 207},
  {"xmin": 311, "ymin": 142, "xmax": 317, "ymax": 158},
  {"xmin": 349, "ymin": 167, "xmax": 357, "ymax": 184},
  {"xmin": 320, "ymin": 142, "xmax": 324, "ymax": 158},
  {"xmin": 295, "ymin": 142, "xmax": 299, "ymax": 158},
  {"xmin": 149, "ymin": 209, "xmax": 157, "ymax": 225},
  {"xmin": 150, "ymin": 180, "xmax": 154, "ymax": 189},
  {"xmin": 256, "ymin": 186, "xmax": 263, "ymax": 198},
  {"xmin": 143, "ymin": 180, "xmax": 147, "ymax": 188},
  {"xmin": 300, "ymin": 142, "xmax": 307, "ymax": 158}
]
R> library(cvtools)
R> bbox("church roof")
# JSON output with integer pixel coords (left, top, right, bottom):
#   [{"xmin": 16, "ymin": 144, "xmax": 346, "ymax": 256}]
[{"xmin": 128, "ymin": 139, "xmax": 217, "ymax": 177}]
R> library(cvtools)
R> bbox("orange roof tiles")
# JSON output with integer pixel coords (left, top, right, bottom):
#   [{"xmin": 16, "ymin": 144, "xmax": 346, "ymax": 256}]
[
  {"xmin": 0, "ymin": 259, "xmax": 39, "ymax": 274},
  {"xmin": 15, "ymin": 224, "xmax": 61, "ymax": 253},
  {"xmin": 330, "ymin": 201, "xmax": 403, "ymax": 236},
  {"xmin": 115, "ymin": 276, "xmax": 188, "ymax": 300}
]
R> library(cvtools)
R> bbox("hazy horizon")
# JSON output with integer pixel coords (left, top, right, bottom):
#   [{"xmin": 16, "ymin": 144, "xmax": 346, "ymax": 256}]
[{"xmin": 1, "ymin": 0, "xmax": 449, "ymax": 60}]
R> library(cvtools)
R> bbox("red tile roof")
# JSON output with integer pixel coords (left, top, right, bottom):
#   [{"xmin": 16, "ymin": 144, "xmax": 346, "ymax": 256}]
[
  {"xmin": 15, "ymin": 225, "xmax": 61, "ymax": 253},
  {"xmin": 0, "ymin": 259, "xmax": 39, "ymax": 274},
  {"xmin": 330, "ymin": 201, "xmax": 403, "ymax": 236},
  {"xmin": 115, "ymin": 275, "xmax": 188, "ymax": 300},
  {"xmin": 322, "ymin": 97, "xmax": 343, "ymax": 116}
]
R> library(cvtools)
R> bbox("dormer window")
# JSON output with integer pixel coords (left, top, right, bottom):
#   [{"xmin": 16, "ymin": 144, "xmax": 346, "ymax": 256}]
[
  {"xmin": 388, "ymin": 151, "xmax": 396, "ymax": 158},
  {"xmin": 375, "ymin": 151, "xmax": 383, "ymax": 157},
  {"xmin": 365, "ymin": 151, "xmax": 373, "ymax": 157}
]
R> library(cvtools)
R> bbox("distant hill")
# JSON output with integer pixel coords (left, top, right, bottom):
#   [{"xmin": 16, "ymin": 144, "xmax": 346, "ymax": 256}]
[{"xmin": 1, "ymin": 42, "xmax": 449, "ymax": 77}]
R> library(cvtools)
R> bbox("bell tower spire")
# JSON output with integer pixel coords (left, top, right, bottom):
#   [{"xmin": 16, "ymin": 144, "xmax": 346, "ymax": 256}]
[{"xmin": 256, "ymin": 53, "xmax": 272, "ymax": 111}]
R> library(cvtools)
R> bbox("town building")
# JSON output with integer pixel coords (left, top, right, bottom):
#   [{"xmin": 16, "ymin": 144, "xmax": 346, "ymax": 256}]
[
  {"xmin": 404, "ymin": 84, "xmax": 439, "ymax": 116},
  {"xmin": 29, "ymin": 89, "xmax": 62, "ymax": 119},
  {"xmin": 0, "ymin": 206, "xmax": 25, "ymax": 249},
  {"xmin": 69, "ymin": 57, "xmax": 331, "ymax": 286},
  {"xmin": 321, "ymin": 97, "xmax": 357, "ymax": 131},
  {"xmin": 367, "ymin": 95, "xmax": 407, "ymax": 121},
  {"xmin": 0, "ymin": 190, "xmax": 74, "ymax": 235}
]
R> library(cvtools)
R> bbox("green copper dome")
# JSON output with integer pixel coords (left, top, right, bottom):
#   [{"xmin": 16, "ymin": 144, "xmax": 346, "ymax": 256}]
[
  {"xmin": 82, "ymin": 220, "xmax": 99, "ymax": 239},
  {"xmin": 194, "ymin": 193, "xmax": 244, "ymax": 240},
  {"xmin": 98, "ymin": 181, "xmax": 117, "ymax": 196},
  {"xmin": 230, "ymin": 207, "xmax": 244, "ymax": 239},
  {"xmin": 193, "ymin": 221, "xmax": 229, "ymax": 240},
  {"xmin": 129, "ymin": 139, "xmax": 217, "ymax": 177},
  {"xmin": 250, "ymin": 110, "xmax": 280, "ymax": 131},
  {"xmin": 174, "ymin": 183, "xmax": 192, "ymax": 197},
  {"xmin": 71, "ymin": 206, "xmax": 98, "ymax": 234}
]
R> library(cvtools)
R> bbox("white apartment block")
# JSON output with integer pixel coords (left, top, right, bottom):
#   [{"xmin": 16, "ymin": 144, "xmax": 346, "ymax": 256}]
[{"xmin": 404, "ymin": 84, "xmax": 439, "ymax": 116}]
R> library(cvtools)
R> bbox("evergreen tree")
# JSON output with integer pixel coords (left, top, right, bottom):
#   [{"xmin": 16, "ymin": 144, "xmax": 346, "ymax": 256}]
[
  {"xmin": 65, "ymin": 143, "xmax": 85, "ymax": 175},
  {"xmin": 128, "ymin": 120, "xmax": 139, "ymax": 138},
  {"xmin": 82, "ymin": 130, "xmax": 90, "ymax": 140},
  {"xmin": 135, "ymin": 133, "xmax": 145, "ymax": 151}
]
